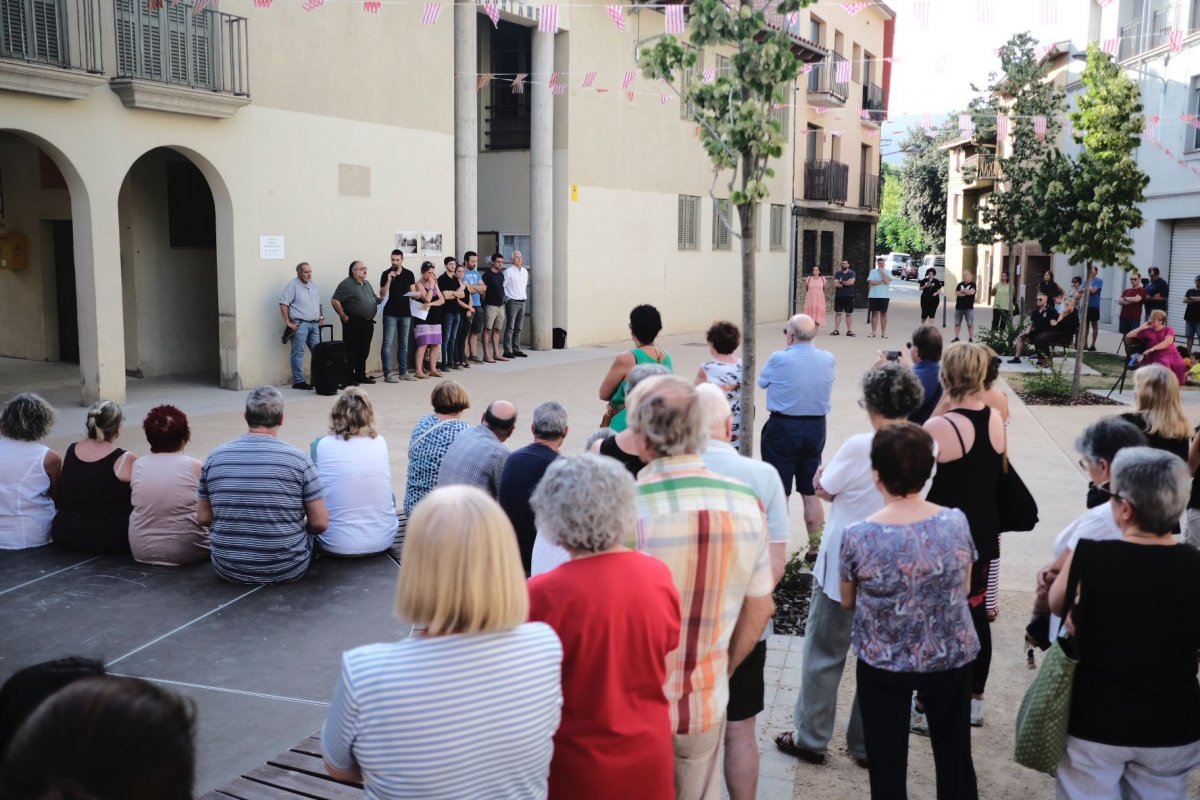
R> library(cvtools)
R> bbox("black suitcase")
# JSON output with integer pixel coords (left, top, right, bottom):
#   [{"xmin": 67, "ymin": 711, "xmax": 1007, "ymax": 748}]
[{"xmin": 312, "ymin": 325, "xmax": 348, "ymax": 396}]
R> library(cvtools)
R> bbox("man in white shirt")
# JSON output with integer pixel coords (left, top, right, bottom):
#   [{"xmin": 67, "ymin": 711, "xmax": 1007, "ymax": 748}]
[{"xmin": 502, "ymin": 251, "xmax": 530, "ymax": 358}]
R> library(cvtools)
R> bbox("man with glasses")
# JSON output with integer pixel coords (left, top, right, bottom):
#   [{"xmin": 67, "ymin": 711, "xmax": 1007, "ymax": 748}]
[{"xmin": 758, "ymin": 314, "xmax": 835, "ymax": 562}]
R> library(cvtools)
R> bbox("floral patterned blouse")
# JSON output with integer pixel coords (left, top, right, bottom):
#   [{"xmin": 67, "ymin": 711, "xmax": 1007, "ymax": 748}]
[
  {"xmin": 700, "ymin": 359, "xmax": 742, "ymax": 446},
  {"xmin": 403, "ymin": 414, "xmax": 469, "ymax": 516},
  {"xmin": 840, "ymin": 507, "xmax": 980, "ymax": 673}
]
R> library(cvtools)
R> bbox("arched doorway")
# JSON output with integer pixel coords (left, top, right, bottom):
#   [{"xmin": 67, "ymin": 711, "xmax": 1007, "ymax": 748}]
[{"xmin": 118, "ymin": 147, "xmax": 224, "ymax": 383}]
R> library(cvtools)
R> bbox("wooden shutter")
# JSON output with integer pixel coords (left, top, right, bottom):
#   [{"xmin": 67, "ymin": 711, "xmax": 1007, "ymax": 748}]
[
  {"xmin": 30, "ymin": 0, "xmax": 61, "ymax": 63},
  {"xmin": 1168, "ymin": 221, "xmax": 1200, "ymax": 334},
  {"xmin": 677, "ymin": 195, "xmax": 686, "ymax": 249},
  {"xmin": 712, "ymin": 199, "xmax": 731, "ymax": 250},
  {"xmin": 680, "ymin": 48, "xmax": 700, "ymax": 120},
  {"xmin": 190, "ymin": 9, "xmax": 214, "ymax": 87},
  {"xmin": 679, "ymin": 195, "xmax": 698, "ymax": 251},
  {"xmin": 770, "ymin": 205, "xmax": 784, "ymax": 251},
  {"xmin": 139, "ymin": 1, "xmax": 163, "ymax": 79},
  {"xmin": 2, "ymin": 0, "xmax": 28, "ymax": 58}
]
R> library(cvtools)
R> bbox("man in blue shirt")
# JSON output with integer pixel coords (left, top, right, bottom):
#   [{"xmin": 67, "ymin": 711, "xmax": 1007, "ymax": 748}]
[
  {"xmin": 906, "ymin": 325, "xmax": 943, "ymax": 424},
  {"xmin": 758, "ymin": 314, "xmax": 836, "ymax": 561},
  {"xmin": 460, "ymin": 251, "xmax": 485, "ymax": 363},
  {"xmin": 1086, "ymin": 264, "xmax": 1103, "ymax": 352}
]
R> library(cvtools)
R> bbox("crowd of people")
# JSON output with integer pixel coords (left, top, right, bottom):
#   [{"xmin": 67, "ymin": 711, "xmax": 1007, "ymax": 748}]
[{"xmin": 3, "ymin": 285, "xmax": 1200, "ymax": 800}]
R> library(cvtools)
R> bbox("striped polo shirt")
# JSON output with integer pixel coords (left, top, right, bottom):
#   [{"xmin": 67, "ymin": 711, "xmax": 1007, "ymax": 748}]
[
  {"xmin": 198, "ymin": 434, "xmax": 323, "ymax": 584},
  {"xmin": 634, "ymin": 455, "xmax": 773, "ymax": 736},
  {"xmin": 322, "ymin": 623, "xmax": 563, "ymax": 799}
]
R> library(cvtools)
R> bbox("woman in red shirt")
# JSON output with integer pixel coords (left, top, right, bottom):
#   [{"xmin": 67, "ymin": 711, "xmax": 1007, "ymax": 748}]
[{"xmin": 528, "ymin": 454, "xmax": 681, "ymax": 800}]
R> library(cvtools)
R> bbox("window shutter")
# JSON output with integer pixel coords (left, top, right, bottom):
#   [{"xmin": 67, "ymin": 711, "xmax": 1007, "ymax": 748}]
[
  {"xmin": 2, "ymin": 0, "xmax": 28, "ymax": 59},
  {"xmin": 138, "ymin": 1, "xmax": 163, "ymax": 79},
  {"xmin": 680, "ymin": 48, "xmax": 700, "ymax": 120},
  {"xmin": 678, "ymin": 195, "xmax": 686, "ymax": 249},
  {"xmin": 683, "ymin": 195, "xmax": 697, "ymax": 250},
  {"xmin": 30, "ymin": 0, "xmax": 61, "ymax": 63},
  {"xmin": 191, "ymin": 10, "xmax": 213, "ymax": 87}
]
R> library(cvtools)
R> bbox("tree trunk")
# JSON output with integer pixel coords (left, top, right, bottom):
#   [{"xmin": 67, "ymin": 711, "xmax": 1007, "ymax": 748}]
[
  {"xmin": 1018, "ymin": 240, "xmax": 1029, "ymax": 316},
  {"xmin": 1071, "ymin": 259, "xmax": 1090, "ymax": 400},
  {"xmin": 738, "ymin": 193, "xmax": 757, "ymax": 457}
]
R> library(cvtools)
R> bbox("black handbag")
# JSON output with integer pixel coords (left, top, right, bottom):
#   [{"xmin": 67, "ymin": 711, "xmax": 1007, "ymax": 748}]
[{"xmin": 997, "ymin": 455, "xmax": 1039, "ymax": 532}]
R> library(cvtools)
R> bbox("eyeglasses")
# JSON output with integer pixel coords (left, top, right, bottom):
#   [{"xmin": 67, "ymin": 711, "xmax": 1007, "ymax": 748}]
[{"xmin": 1093, "ymin": 483, "xmax": 1135, "ymax": 510}]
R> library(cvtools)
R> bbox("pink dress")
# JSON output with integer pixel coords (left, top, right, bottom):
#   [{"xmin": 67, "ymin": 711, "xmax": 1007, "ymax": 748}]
[
  {"xmin": 1141, "ymin": 326, "xmax": 1188, "ymax": 384},
  {"xmin": 804, "ymin": 276, "xmax": 828, "ymax": 325}
]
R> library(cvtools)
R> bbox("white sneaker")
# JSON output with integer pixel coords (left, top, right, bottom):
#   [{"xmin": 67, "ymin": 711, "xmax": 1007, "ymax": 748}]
[
  {"xmin": 910, "ymin": 698, "xmax": 930, "ymax": 737},
  {"xmin": 970, "ymin": 698, "xmax": 984, "ymax": 727}
]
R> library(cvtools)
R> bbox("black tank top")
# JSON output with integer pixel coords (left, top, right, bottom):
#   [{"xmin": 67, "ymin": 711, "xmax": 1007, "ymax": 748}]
[
  {"xmin": 926, "ymin": 407, "xmax": 1002, "ymax": 561},
  {"xmin": 50, "ymin": 444, "xmax": 133, "ymax": 554},
  {"xmin": 599, "ymin": 435, "xmax": 644, "ymax": 478}
]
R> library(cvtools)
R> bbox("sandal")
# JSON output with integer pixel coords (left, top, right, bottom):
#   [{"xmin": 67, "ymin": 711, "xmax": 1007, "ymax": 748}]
[
  {"xmin": 846, "ymin": 331, "xmax": 856, "ymax": 337},
  {"xmin": 429, "ymin": 370, "xmax": 445, "ymax": 377},
  {"xmin": 773, "ymin": 731, "xmax": 826, "ymax": 765},
  {"xmin": 831, "ymin": 330, "xmax": 840, "ymax": 336}
]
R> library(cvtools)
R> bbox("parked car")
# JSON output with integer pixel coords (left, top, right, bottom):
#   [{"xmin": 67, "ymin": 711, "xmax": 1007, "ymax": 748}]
[
  {"xmin": 883, "ymin": 253, "xmax": 911, "ymax": 277},
  {"xmin": 920, "ymin": 254, "xmax": 947, "ymax": 285},
  {"xmin": 902, "ymin": 261, "xmax": 920, "ymax": 280}
]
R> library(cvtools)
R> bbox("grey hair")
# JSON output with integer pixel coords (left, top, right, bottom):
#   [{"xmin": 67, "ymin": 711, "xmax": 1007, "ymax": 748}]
[
  {"xmin": 531, "ymin": 401, "xmax": 568, "ymax": 440},
  {"xmin": 84, "ymin": 400, "xmax": 124, "ymax": 442},
  {"xmin": 1074, "ymin": 416, "xmax": 1146, "ymax": 466},
  {"xmin": 695, "ymin": 382, "xmax": 732, "ymax": 431},
  {"xmin": 628, "ymin": 375, "xmax": 707, "ymax": 457},
  {"xmin": 861, "ymin": 364, "xmax": 924, "ymax": 420},
  {"xmin": 245, "ymin": 386, "xmax": 285, "ymax": 428},
  {"xmin": 1110, "ymin": 446, "xmax": 1191, "ymax": 535},
  {"xmin": 0, "ymin": 393, "xmax": 56, "ymax": 441},
  {"xmin": 529, "ymin": 454, "xmax": 636, "ymax": 553},
  {"xmin": 583, "ymin": 427, "xmax": 613, "ymax": 451},
  {"xmin": 627, "ymin": 363, "xmax": 670, "ymax": 392},
  {"xmin": 294, "ymin": 262, "xmax": 310, "ymax": 274}
]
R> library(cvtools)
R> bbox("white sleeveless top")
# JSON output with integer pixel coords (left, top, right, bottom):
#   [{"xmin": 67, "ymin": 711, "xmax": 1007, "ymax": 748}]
[
  {"xmin": 129, "ymin": 453, "xmax": 210, "ymax": 566},
  {"xmin": 315, "ymin": 434, "xmax": 398, "ymax": 555},
  {"xmin": 0, "ymin": 438, "xmax": 55, "ymax": 549}
]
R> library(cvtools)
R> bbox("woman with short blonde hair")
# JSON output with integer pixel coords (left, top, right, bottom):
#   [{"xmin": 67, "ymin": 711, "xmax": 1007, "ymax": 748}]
[
  {"xmin": 313, "ymin": 387, "xmax": 396, "ymax": 556},
  {"xmin": 1119, "ymin": 364, "xmax": 1190, "ymax": 460},
  {"xmin": 938, "ymin": 341, "xmax": 990, "ymax": 402},
  {"xmin": 1128, "ymin": 309, "xmax": 1188, "ymax": 384},
  {"xmin": 322, "ymin": 486, "xmax": 562, "ymax": 798}
]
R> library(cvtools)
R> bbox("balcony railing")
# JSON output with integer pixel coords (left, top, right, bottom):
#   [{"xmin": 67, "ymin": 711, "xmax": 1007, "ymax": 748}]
[
  {"xmin": 962, "ymin": 154, "xmax": 1000, "ymax": 187},
  {"xmin": 0, "ymin": 0, "xmax": 102, "ymax": 71},
  {"xmin": 1149, "ymin": 2, "xmax": 1179, "ymax": 49},
  {"xmin": 804, "ymin": 159, "xmax": 849, "ymax": 204},
  {"xmin": 114, "ymin": 0, "xmax": 248, "ymax": 95},
  {"xmin": 807, "ymin": 52, "xmax": 849, "ymax": 103},
  {"xmin": 1118, "ymin": 17, "xmax": 1143, "ymax": 60},
  {"xmin": 861, "ymin": 81, "xmax": 885, "ymax": 122},
  {"xmin": 860, "ymin": 172, "xmax": 881, "ymax": 209}
]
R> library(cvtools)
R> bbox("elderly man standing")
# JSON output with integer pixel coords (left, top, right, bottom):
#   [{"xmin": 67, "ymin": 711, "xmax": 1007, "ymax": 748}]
[
  {"xmin": 278, "ymin": 262, "xmax": 324, "ymax": 390},
  {"xmin": 695, "ymin": 384, "xmax": 789, "ymax": 800},
  {"xmin": 197, "ymin": 387, "xmax": 328, "ymax": 584},
  {"xmin": 503, "ymin": 251, "xmax": 529, "ymax": 358},
  {"xmin": 331, "ymin": 261, "xmax": 393, "ymax": 386},
  {"xmin": 630, "ymin": 376, "xmax": 775, "ymax": 800},
  {"xmin": 436, "ymin": 400, "xmax": 517, "ymax": 497},
  {"xmin": 499, "ymin": 401, "xmax": 569, "ymax": 575},
  {"xmin": 758, "ymin": 313, "xmax": 835, "ymax": 562}
]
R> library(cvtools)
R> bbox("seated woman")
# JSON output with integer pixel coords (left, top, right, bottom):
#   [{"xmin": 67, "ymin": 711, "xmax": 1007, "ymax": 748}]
[
  {"xmin": 1034, "ymin": 297, "xmax": 1080, "ymax": 366},
  {"xmin": 1119, "ymin": 364, "xmax": 1191, "ymax": 460},
  {"xmin": 841, "ymin": 422, "xmax": 979, "ymax": 799},
  {"xmin": 312, "ymin": 388, "xmax": 397, "ymax": 556},
  {"xmin": 597, "ymin": 304, "xmax": 673, "ymax": 432},
  {"xmin": 129, "ymin": 405, "xmax": 209, "ymax": 566},
  {"xmin": 322, "ymin": 486, "xmax": 562, "ymax": 799},
  {"xmin": 1127, "ymin": 309, "xmax": 1188, "ymax": 384},
  {"xmin": 1049, "ymin": 447, "xmax": 1200, "ymax": 799},
  {"xmin": 0, "ymin": 676, "xmax": 195, "ymax": 800},
  {"xmin": 528, "ymin": 454, "xmax": 681, "ymax": 800},
  {"xmin": 403, "ymin": 381, "xmax": 471, "ymax": 516},
  {"xmin": 0, "ymin": 393, "xmax": 61, "ymax": 551},
  {"xmin": 51, "ymin": 400, "xmax": 137, "ymax": 554}
]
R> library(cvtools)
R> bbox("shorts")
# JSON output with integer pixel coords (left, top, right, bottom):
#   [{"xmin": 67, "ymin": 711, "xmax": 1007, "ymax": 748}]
[
  {"xmin": 1087, "ymin": 306, "xmax": 1100, "ymax": 323},
  {"xmin": 484, "ymin": 304, "xmax": 506, "ymax": 330},
  {"xmin": 469, "ymin": 307, "xmax": 485, "ymax": 335},
  {"xmin": 834, "ymin": 295, "xmax": 855, "ymax": 315},
  {"xmin": 954, "ymin": 308, "xmax": 974, "ymax": 327},
  {"xmin": 1187, "ymin": 320, "xmax": 1200, "ymax": 340},
  {"xmin": 867, "ymin": 298, "xmax": 890, "ymax": 314},
  {"xmin": 760, "ymin": 414, "xmax": 826, "ymax": 497},
  {"xmin": 727, "ymin": 640, "xmax": 768, "ymax": 721}
]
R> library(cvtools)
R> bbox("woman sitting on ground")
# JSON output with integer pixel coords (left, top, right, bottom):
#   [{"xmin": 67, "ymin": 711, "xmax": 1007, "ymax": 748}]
[
  {"xmin": 591, "ymin": 362, "xmax": 670, "ymax": 476},
  {"xmin": 51, "ymin": 400, "xmax": 137, "ymax": 554},
  {"xmin": 841, "ymin": 422, "xmax": 979, "ymax": 800},
  {"xmin": 695, "ymin": 321, "xmax": 744, "ymax": 446},
  {"xmin": 1049, "ymin": 447, "xmax": 1200, "ymax": 799},
  {"xmin": 0, "ymin": 393, "xmax": 61, "ymax": 551},
  {"xmin": 528, "ymin": 454, "xmax": 680, "ymax": 800},
  {"xmin": 1127, "ymin": 310, "xmax": 1188, "ymax": 384},
  {"xmin": 323, "ymin": 486, "xmax": 562, "ymax": 799},
  {"xmin": 1119, "ymin": 364, "xmax": 1191, "ymax": 460},
  {"xmin": 598, "ymin": 304, "xmax": 673, "ymax": 432},
  {"xmin": 402, "ymin": 380, "xmax": 471, "ymax": 516},
  {"xmin": 129, "ymin": 405, "xmax": 209, "ymax": 566},
  {"xmin": 312, "ymin": 388, "xmax": 397, "ymax": 556}
]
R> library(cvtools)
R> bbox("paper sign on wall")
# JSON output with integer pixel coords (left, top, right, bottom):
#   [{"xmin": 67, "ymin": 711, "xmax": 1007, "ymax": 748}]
[
  {"xmin": 570, "ymin": 184, "xmax": 579, "ymax": 202},
  {"xmin": 260, "ymin": 236, "xmax": 286, "ymax": 260}
]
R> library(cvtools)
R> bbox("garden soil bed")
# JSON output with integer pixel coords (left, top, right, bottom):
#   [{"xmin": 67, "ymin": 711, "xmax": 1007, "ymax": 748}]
[
  {"xmin": 773, "ymin": 570, "xmax": 813, "ymax": 636},
  {"xmin": 1016, "ymin": 391, "xmax": 1124, "ymax": 407}
]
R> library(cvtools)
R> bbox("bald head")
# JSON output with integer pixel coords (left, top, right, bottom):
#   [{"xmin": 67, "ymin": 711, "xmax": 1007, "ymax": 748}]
[
  {"xmin": 696, "ymin": 383, "xmax": 733, "ymax": 442},
  {"xmin": 787, "ymin": 314, "xmax": 818, "ymax": 343},
  {"xmin": 483, "ymin": 400, "xmax": 518, "ymax": 441}
]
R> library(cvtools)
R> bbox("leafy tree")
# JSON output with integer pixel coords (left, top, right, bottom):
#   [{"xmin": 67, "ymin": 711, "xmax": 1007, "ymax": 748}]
[
  {"xmin": 876, "ymin": 162, "xmax": 925, "ymax": 255},
  {"xmin": 899, "ymin": 123, "xmax": 960, "ymax": 254},
  {"xmin": 641, "ymin": 0, "xmax": 810, "ymax": 456},
  {"xmin": 962, "ymin": 33, "xmax": 1066, "ymax": 299}
]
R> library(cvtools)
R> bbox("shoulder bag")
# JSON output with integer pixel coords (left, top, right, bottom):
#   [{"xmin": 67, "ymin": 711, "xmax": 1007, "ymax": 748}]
[{"xmin": 997, "ymin": 453, "xmax": 1039, "ymax": 532}]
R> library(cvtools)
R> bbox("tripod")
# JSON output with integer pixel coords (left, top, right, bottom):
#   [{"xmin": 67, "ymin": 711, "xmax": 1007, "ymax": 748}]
[{"xmin": 1107, "ymin": 340, "xmax": 1142, "ymax": 399}]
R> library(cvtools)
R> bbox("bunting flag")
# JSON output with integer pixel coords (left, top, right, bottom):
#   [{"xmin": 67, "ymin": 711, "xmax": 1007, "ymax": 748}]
[
  {"xmin": 485, "ymin": 3, "xmax": 499, "ymax": 27},
  {"xmin": 549, "ymin": 71, "xmax": 560, "ymax": 88},
  {"xmin": 476, "ymin": 74, "xmax": 492, "ymax": 90},
  {"xmin": 192, "ymin": 0, "xmax": 210, "ymax": 16},
  {"xmin": 582, "ymin": 71, "xmax": 597, "ymax": 88},
  {"xmin": 835, "ymin": 59, "xmax": 850, "ymax": 84},
  {"xmin": 552, "ymin": 83, "xmax": 566, "ymax": 96},
  {"xmin": 1168, "ymin": 30, "xmax": 1183, "ymax": 52},
  {"xmin": 959, "ymin": 113, "xmax": 975, "ymax": 137},
  {"xmin": 977, "ymin": 0, "xmax": 992, "ymax": 25},
  {"xmin": 921, "ymin": 113, "xmax": 934, "ymax": 129},
  {"xmin": 996, "ymin": 114, "xmax": 1009, "ymax": 141},
  {"xmin": 421, "ymin": 2, "xmax": 440, "ymax": 24},
  {"xmin": 596, "ymin": 88, "xmax": 609, "ymax": 93},
  {"xmin": 362, "ymin": 0, "xmax": 380, "ymax": 11},
  {"xmin": 626, "ymin": 91, "xmax": 634, "ymax": 102},
  {"xmin": 702, "ymin": 66, "xmax": 716, "ymax": 83},
  {"xmin": 539, "ymin": 4, "xmax": 557, "ymax": 33},
  {"xmin": 815, "ymin": 106, "xmax": 829, "ymax": 115},
  {"xmin": 1062, "ymin": 118, "xmax": 1073, "ymax": 139},
  {"xmin": 1035, "ymin": 42, "xmax": 1053, "ymax": 61},
  {"xmin": 1041, "ymin": 0, "xmax": 1056, "ymax": 25},
  {"xmin": 935, "ymin": 54, "xmax": 948, "ymax": 73},
  {"xmin": 840, "ymin": 2, "xmax": 868, "ymax": 15},
  {"xmin": 666, "ymin": 4, "xmax": 685, "ymax": 34},
  {"xmin": 800, "ymin": 63, "xmax": 814, "ymax": 74},
  {"xmin": 622, "ymin": 69, "xmax": 635, "ymax": 90},
  {"xmin": 913, "ymin": 0, "xmax": 929, "ymax": 29},
  {"xmin": 1033, "ymin": 115, "xmax": 1047, "ymax": 141},
  {"xmin": 1097, "ymin": 0, "xmax": 1114, "ymax": 6},
  {"xmin": 660, "ymin": 94, "xmax": 671, "ymax": 104},
  {"xmin": 785, "ymin": 10, "xmax": 798, "ymax": 31},
  {"xmin": 146, "ymin": 0, "xmax": 163, "ymax": 9},
  {"xmin": 1144, "ymin": 115, "xmax": 1158, "ymax": 140},
  {"xmin": 605, "ymin": 4, "xmax": 624, "ymax": 30},
  {"xmin": 831, "ymin": 130, "xmax": 842, "ymax": 137},
  {"xmin": 1101, "ymin": 38, "xmax": 1118, "ymax": 56},
  {"xmin": 512, "ymin": 72, "xmax": 527, "ymax": 93},
  {"xmin": 859, "ymin": 109, "xmax": 871, "ymax": 120}
]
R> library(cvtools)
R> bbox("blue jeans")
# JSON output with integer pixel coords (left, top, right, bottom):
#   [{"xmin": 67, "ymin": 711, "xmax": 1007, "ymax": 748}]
[
  {"xmin": 440, "ymin": 313, "xmax": 463, "ymax": 368},
  {"xmin": 381, "ymin": 315, "xmax": 412, "ymax": 376},
  {"xmin": 503, "ymin": 299, "xmax": 526, "ymax": 353},
  {"xmin": 290, "ymin": 320, "xmax": 321, "ymax": 384}
]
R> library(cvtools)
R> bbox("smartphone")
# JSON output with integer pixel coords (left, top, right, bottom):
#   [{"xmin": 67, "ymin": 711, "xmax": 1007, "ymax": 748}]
[{"xmin": 885, "ymin": 351, "xmax": 901, "ymax": 361}]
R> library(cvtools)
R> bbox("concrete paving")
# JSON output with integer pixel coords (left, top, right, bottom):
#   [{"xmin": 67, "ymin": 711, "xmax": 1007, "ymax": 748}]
[{"xmin": 1, "ymin": 292, "xmax": 1195, "ymax": 798}]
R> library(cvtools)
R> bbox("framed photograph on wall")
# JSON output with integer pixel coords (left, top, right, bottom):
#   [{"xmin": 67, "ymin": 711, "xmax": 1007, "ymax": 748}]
[
  {"xmin": 394, "ymin": 231, "xmax": 418, "ymax": 255},
  {"xmin": 420, "ymin": 232, "xmax": 443, "ymax": 255}
]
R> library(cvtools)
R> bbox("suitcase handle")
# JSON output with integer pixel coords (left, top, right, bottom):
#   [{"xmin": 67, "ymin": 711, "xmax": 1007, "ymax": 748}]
[{"xmin": 320, "ymin": 324, "xmax": 334, "ymax": 342}]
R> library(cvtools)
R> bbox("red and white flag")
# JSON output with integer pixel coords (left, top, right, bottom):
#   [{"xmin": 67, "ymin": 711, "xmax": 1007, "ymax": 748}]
[
  {"xmin": 192, "ymin": 0, "xmax": 211, "ymax": 16},
  {"xmin": 512, "ymin": 73, "xmax": 527, "ymax": 94},
  {"xmin": 1036, "ymin": 43, "xmax": 1053, "ymax": 61},
  {"xmin": 146, "ymin": 0, "xmax": 164, "ymax": 10},
  {"xmin": 1101, "ymin": 38, "xmax": 1118, "ymax": 56},
  {"xmin": 831, "ymin": 129, "xmax": 842, "ymax": 137},
  {"xmin": 977, "ymin": 0, "xmax": 992, "ymax": 24},
  {"xmin": 251, "ymin": 0, "xmax": 270, "ymax": 7},
  {"xmin": 841, "ymin": 2, "xmax": 867, "ymax": 16},
  {"xmin": 836, "ymin": 59, "xmax": 850, "ymax": 84},
  {"xmin": 421, "ymin": 2, "xmax": 440, "ymax": 25},
  {"xmin": 1145, "ymin": 115, "xmax": 1159, "ymax": 140},
  {"xmin": 702, "ymin": 66, "xmax": 716, "ymax": 83},
  {"xmin": 860, "ymin": 109, "xmax": 871, "ymax": 120},
  {"xmin": 606, "ymin": 4, "xmax": 624, "ymax": 30},
  {"xmin": 666, "ymin": 4, "xmax": 685, "ymax": 34},
  {"xmin": 1033, "ymin": 115, "xmax": 1047, "ymax": 141},
  {"xmin": 1097, "ymin": 0, "xmax": 1113, "ymax": 6},
  {"xmin": 1168, "ymin": 30, "xmax": 1183, "ymax": 52},
  {"xmin": 362, "ymin": 0, "xmax": 380, "ymax": 11},
  {"xmin": 921, "ymin": 113, "xmax": 934, "ymax": 129},
  {"xmin": 548, "ymin": 72, "xmax": 560, "ymax": 91},
  {"xmin": 626, "ymin": 91, "xmax": 634, "ymax": 103},
  {"xmin": 485, "ymin": 3, "xmax": 499, "ymax": 27},
  {"xmin": 660, "ymin": 94, "xmax": 671, "ymax": 105},
  {"xmin": 996, "ymin": 114, "xmax": 1009, "ymax": 141},
  {"xmin": 1041, "ymin": 0, "xmax": 1056, "ymax": 25},
  {"xmin": 785, "ymin": 10, "xmax": 798, "ymax": 31},
  {"xmin": 815, "ymin": 106, "xmax": 829, "ymax": 115},
  {"xmin": 913, "ymin": 0, "xmax": 929, "ymax": 28},
  {"xmin": 959, "ymin": 114, "xmax": 975, "ymax": 137},
  {"xmin": 539, "ymin": 4, "xmax": 557, "ymax": 33},
  {"xmin": 476, "ymin": 74, "xmax": 492, "ymax": 90},
  {"xmin": 622, "ymin": 69, "xmax": 635, "ymax": 90},
  {"xmin": 582, "ymin": 71, "xmax": 597, "ymax": 88},
  {"xmin": 552, "ymin": 83, "xmax": 566, "ymax": 96},
  {"xmin": 800, "ymin": 63, "xmax": 814, "ymax": 74}
]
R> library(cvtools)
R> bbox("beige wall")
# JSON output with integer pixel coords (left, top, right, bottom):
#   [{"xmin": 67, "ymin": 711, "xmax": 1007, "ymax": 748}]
[{"xmin": 479, "ymin": 151, "xmax": 531, "ymax": 236}]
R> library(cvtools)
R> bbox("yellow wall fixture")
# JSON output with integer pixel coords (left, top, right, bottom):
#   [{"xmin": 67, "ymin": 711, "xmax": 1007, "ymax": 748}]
[{"xmin": 0, "ymin": 233, "xmax": 27, "ymax": 270}]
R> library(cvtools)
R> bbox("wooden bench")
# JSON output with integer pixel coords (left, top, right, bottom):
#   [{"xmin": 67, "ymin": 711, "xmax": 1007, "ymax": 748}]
[{"xmin": 199, "ymin": 733, "xmax": 363, "ymax": 800}]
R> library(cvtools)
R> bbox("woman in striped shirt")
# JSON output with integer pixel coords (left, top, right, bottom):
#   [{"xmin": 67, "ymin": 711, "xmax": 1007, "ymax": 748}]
[{"xmin": 322, "ymin": 486, "xmax": 563, "ymax": 799}]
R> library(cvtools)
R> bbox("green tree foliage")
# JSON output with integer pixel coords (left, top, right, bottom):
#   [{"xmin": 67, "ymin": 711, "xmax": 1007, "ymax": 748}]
[
  {"xmin": 641, "ymin": 0, "xmax": 810, "ymax": 456},
  {"xmin": 876, "ymin": 162, "xmax": 926, "ymax": 254},
  {"xmin": 899, "ymin": 123, "xmax": 960, "ymax": 254}
]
